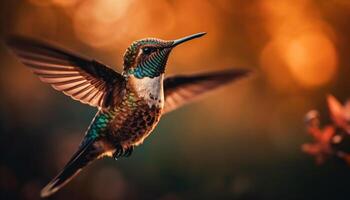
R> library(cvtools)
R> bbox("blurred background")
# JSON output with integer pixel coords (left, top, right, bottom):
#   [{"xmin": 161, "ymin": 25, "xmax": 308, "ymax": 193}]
[{"xmin": 1, "ymin": 0, "xmax": 350, "ymax": 199}]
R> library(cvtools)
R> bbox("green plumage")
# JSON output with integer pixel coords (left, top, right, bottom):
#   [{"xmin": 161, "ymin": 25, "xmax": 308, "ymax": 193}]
[{"xmin": 87, "ymin": 112, "xmax": 115, "ymax": 139}]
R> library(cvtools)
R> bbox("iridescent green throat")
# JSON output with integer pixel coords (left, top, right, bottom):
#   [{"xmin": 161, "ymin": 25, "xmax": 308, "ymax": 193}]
[{"xmin": 128, "ymin": 48, "xmax": 170, "ymax": 79}]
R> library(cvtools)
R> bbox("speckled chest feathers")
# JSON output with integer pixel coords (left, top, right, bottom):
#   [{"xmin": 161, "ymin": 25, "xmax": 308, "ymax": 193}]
[{"xmin": 95, "ymin": 74, "xmax": 165, "ymax": 149}]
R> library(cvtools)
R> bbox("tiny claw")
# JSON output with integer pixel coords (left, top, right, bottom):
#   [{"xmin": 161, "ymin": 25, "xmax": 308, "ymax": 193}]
[
  {"xmin": 113, "ymin": 145, "xmax": 124, "ymax": 160},
  {"xmin": 124, "ymin": 146, "xmax": 134, "ymax": 157}
]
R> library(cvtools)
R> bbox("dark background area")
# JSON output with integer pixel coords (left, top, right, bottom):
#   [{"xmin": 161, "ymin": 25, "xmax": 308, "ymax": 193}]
[{"xmin": 1, "ymin": 0, "xmax": 350, "ymax": 199}]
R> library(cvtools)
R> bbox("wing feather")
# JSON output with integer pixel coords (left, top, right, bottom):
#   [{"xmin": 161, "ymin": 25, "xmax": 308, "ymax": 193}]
[
  {"xmin": 163, "ymin": 69, "xmax": 250, "ymax": 113},
  {"xmin": 6, "ymin": 36, "xmax": 125, "ymax": 108}
]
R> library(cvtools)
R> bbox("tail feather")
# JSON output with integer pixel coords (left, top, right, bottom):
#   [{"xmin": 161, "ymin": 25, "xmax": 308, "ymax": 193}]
[{"xmin": 41, "ymin": 138, "xmax": 100, "ymax": 198}]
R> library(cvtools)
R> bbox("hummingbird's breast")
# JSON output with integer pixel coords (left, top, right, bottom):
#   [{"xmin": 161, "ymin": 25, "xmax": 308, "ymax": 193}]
[
  {"xmin": 106, "ymin": 75, "xmax": 164, "ymax": 148},
  {"xmin": 129, "ymin": 75, "xmax": 165, "ymax": 108}
]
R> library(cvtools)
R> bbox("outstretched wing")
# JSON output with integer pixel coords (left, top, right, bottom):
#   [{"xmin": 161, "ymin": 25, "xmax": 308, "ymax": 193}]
[
  {"xmin": 6, "ymin": 36, "xmax": 125, "ymax": 108},
  {"xmin": 163, "ymin": 69, "xmax": 250, "ymax": 113}
]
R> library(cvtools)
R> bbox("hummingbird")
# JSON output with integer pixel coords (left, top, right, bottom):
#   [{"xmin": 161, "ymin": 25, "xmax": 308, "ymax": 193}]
[{"xmin": 6, "ymin": 32, "xmax": 250, "ymax": 197}]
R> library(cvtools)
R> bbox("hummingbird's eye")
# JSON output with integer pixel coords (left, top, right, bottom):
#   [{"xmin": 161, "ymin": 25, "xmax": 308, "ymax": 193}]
[{"xmin": 142, "ymin": 47, "xmax": 153, "ymax": 55}]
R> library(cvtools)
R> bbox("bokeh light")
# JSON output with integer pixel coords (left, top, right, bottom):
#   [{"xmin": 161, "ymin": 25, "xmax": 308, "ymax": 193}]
[
  {"xmin": 73, "ymin": 0, "xmax": 133, "ymax": 48},
  {"xmin": 285, "ymin": 32, "xmax": 338, "ymax": 88},
  {"xmin": 259, "ymin": 0, "xmax": 338, "ymax": 89}
]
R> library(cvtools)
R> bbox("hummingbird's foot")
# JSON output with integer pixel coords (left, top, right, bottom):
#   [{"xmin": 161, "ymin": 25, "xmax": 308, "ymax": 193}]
[
  {"xmin": 123, "ymin": 146, "xmax": 134, "ymax": 157},
  {"xmin": 112, "ymin": 145, "xmax": 134, "ymax": 160},
  {"xmin": 113, "ymin": 144, "xmax": 124, "ymax": 160}
]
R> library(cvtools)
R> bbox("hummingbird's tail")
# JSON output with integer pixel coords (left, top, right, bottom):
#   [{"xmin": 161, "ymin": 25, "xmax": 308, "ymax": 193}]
[{"xmin": 40, "ymin": 138, "xmax": 101, "ymax": 198}]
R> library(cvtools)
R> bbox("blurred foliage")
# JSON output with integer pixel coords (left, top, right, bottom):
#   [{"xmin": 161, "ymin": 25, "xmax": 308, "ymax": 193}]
[{"xmin": 1, "ymin": 0, "xmax": 350, "ymax": 199}]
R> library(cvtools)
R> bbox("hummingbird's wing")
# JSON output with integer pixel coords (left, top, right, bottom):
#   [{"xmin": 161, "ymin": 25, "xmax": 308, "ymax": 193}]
[
  {"xmin": 163, "ymin": 69, "xmax": 250, "ymax": 113},
  {"xmin": 6, "ymin": 36, "xmax": 125, "ymax": 108}
]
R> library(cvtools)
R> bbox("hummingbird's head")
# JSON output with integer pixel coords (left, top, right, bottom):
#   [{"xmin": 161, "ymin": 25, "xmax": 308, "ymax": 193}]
[{"xmin": 123, "ymin": 32, "xmax": 206, "ymax": 79}]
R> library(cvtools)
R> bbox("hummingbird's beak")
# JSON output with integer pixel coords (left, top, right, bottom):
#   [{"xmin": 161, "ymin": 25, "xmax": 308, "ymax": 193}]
[{"xmin": 171, "ymin": 32, "xmax": 206, "ymax": 47}]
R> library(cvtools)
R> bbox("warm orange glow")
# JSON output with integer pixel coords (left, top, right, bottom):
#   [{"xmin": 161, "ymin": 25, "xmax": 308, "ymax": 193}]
[
  {"xmin": 285, "ymin": 33, "xmax": 338, "ymax": 88},
  {"xmin": 73, "ymin": 0, "xmax": 133, "ymax": 48},
  {"xmin": 260, "ymin": 40, "xmax": 295, "ymax": 92},
  {"xmin": 50, "ymin": 0, "xmax": 80, "ymax": 7},
  {"xmin": 259, "ymin": 0, "xmax": 338, "ymax": 89},
  {"xmin": 27, "ymin": 0, "xmax": 51, "ymax": 7},
  {"xmin": 27, "ymin": 0, "xmax": 79, "ymax": 7}
]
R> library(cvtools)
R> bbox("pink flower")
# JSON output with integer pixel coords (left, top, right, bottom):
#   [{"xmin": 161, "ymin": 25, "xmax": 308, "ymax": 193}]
[
  {"xmin": 327, "ymin": 95, "xmax": 350, "ymax": 134},
  {"xmin": 302, "ymin": 110, "xmax": 335, "ymax": 164}
]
